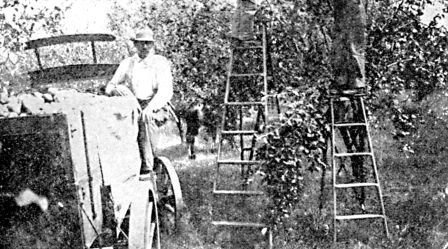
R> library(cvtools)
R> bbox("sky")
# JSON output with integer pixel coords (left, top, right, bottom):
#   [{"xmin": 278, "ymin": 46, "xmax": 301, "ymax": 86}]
[
  {"xmin": 420, "ymin": 2, "xmax": 448, "ymax": 28},
  {"xmin": 61, "ymin": 0, "xmax": 111, "ymax": 34},
  {"xmin": 60, "ymin": 0, "xmax": 237, "ymax": 34}
]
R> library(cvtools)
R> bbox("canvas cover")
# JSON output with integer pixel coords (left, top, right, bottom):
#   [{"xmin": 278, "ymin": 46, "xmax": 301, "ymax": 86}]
[{"xmin": 54, "ymin": 92, "xmax": 142, "ymax": 236}]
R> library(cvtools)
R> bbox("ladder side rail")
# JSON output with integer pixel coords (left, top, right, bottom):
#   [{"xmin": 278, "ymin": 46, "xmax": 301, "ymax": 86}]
[
  {"xmin": 262, "ymin": 24, "xmax": 269, "ymax": 123},
  {"xmin": 248, "ymin": 107, "xmax": 263, "ymax": 161},
  {"xmin": 224, "ymin": 50, "xmax": 235, "ymax": 104},
  {"xmin": 213, "ymin": 23, "xmax": 274, "ymax": 248},
  {"xmin": 214, "ymin": 49, "xmax": 235, "ymax": 192},
  {"xmin": 213, "ymin": 112, "xmax": 228, "ymax": 191},
  {"xmin": 239, "ymin": 106, "xmax": 245, "ymax": 160},
  {"xmin": 359, "ymin": 97, "xmax": 390, "ymax": 238},
  {"xmin": 359, "ymin": 97, "xmax": 377, "ymax": 178},
  {"xmin": 218, "ymin": 48, "xmax": 235, "ymax": 161},
  {"xmin": 218, "ymin": 106, "xmax": 228, "ymax": 161},
  {"xmin": 330, "ymin": 98, "xmax": 338, "ymax": 243},
  {"xmin": 238, "ymin": 106, "xmax": 248, "ymax": 182}
]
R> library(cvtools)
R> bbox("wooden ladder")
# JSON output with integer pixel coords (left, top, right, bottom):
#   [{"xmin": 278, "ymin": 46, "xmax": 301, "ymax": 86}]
[
  {"xmin": 211, "ymin": 24, "xmax": 274, "ymax": 249},
  {"xmin": 329, "ymin": 92, "xmax": 389, "ymax": 242}
]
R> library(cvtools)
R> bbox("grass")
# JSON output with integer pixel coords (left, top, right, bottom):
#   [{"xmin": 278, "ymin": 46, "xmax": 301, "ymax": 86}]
[{"xmin": 153, "ymin": 117, "xmax": 448, "ymax": 249}]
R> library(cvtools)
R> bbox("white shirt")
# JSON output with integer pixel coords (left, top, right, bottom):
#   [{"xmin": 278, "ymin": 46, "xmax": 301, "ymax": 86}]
[{"xmin": 108, "ymin": 53, "xmax": 173, "ymax": 111}]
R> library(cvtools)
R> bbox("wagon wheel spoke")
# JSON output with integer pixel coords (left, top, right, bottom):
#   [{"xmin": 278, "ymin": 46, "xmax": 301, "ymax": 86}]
[
  {"xmin": 157, "ymin": 174, "xmax": 171, "ymax": 196},
  {"xmin": 158, "ymin": 194, "xmax": 176, "ymax": 214}
]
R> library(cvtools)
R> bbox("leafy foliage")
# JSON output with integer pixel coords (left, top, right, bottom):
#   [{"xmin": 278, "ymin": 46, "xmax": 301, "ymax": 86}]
[
  {"xmin": 104, "ymin": 0, "xmax": 448, "ymax": 228},
  {"xmin": 367, "ymin": 0, "xmax": 448, "ymax": 137},
  {"xmin": 1, "ymin": 0, "xmax": 448, "ymax": 233},
  {"xmin": 256, "ymin": 0, "xmax": 448, "ymax": 227},
  {"xmin": 107, "ymin": 0, "xmax": 233, "ymax": 130},
  {"xmin": 368, "ymin": 0, "xmax": 448, "ymax": 99},
  {"xmin": 0, "ymin": 0, "xmax": 65, "ymax": 90},
  {"xmin": 257, "ymin": 86, "xmax": 328, "ymax": 226}
]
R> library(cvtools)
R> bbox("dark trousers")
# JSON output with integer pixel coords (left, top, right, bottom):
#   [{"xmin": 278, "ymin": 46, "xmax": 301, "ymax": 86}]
[
  {"xmin": 332, "ymin": 0, "xmax": 367, "ymax": 90},
  {"xmin": 137, "ymin": 99, "xmax": 157, "ymax": 171}
]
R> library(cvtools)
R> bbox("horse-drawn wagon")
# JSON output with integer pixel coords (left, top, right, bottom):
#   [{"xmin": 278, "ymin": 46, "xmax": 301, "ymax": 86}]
[{"xmin": 0, "ymin": 34, "xmax": 184, "ymax": 248}]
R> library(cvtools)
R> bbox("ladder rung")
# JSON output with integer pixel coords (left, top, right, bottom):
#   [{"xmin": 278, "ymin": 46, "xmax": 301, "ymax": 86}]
[
  {"xmin": 334, "ymin": 152, "xmax": 373, "ymax": 157},
  {"xmin": 242, "ymin": 148, "xmax": 254, "ymax": 151},
  {"xmin": 328, "ymin": 89, "xmax": 367, "ymax": 99},
  {"xmin": 230, "ymin": 73, "xmax": 264, "ymax": 77},
  {"xmin": 234, "ymin": 40, "xmax": 263, "ymax": 46},
  {"xmin": 333, "ymin": 122, "xmax": 366, "ymax": 127},
  {"xmin": 335, "ymin": 182, "xmax": 379, "ymax": 188},
  {"xmin": 234, "ymin": 45, "xmax": 263, "ymax": 49},
  {"xmin": 224, "ymin": 101, "xmax": 264, "ymax": 106},
  {"xmin": 217, "ymin": 160, "xmax": 261, "ymax": 165},
  {"xmin": 213, "ymin": 190, "xmax": 264, "ymax": 196},
  {"xmin": 335, "ymin": 214, "xmax": 385, "ymax": 220},
  {"xmin": 212, "ymin": 221, "xmax": 266, "ymax": 228},
  {"xmin": 221, "ymin": 130, "xmax": 256, "ymax": 135}
]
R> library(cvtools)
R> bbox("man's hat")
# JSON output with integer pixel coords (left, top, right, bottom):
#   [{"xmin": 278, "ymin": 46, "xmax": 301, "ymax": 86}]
[{"xmin": 131, "ymin": 29, "xmax": 155, "ymax": 42}]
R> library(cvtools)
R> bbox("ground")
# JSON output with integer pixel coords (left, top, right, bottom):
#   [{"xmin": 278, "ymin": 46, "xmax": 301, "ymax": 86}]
[
  {"xmin": 2, "ymin": 110, "xmax": 448, "ymax": 249},
  {"xmin": 153, "ymin": 118, "xmax": 448, "ymax": 249}
]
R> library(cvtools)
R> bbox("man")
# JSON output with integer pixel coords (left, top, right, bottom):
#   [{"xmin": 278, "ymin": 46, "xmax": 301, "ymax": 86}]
[
  {"xmin": 105, "ymin": 28, "xmax": 173, "ymax": 173},
  {"xmin": 230, "ymin": 0, "xmax": 262, "ymax": 40},
  {"xmin": 331, "ymin": 0, "xmax": 367, "ymax": 94},
  {"xmin": 331, "ymin": 0, "xmax": 369, "ymax": 207}
]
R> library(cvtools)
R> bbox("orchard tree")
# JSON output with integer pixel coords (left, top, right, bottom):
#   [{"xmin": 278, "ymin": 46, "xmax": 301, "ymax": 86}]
[
  {"xmin": 0, "ymin": 0, "xmax": 66, "ymax": 91},
  {"xmin": 103, "ymin": 0, "xmax": 448, "ymax": 228},
  {"xmin": 367, "ymin": 0, "xmax": 448, "ymax": 137},
  {"xmin": 257, "ymin": 0, "xmax": 448, "ymax": 228}
]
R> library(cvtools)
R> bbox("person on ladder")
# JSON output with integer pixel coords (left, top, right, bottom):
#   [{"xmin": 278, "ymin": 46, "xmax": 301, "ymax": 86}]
[
  {"xmin": 330, "ymin": 0, "xmax": 368, "ymax": 207},
  {"xmin": 105, "ymin": 28, "xmax": 174, "ymax": 174},
  {"xmin": 230, "ymin": 0, "xmax": 262, "ymax": 41},
  {"xmin": 330, "ymin": 0, "xmax": 367, "ymax": 95},
  {"xmin": 229, "ymin": 0, "xmax": 276, "ymax": 97}
]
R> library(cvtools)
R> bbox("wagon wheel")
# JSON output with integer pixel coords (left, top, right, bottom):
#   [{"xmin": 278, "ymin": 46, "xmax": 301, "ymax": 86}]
[
  {"xmin": 128, "ymin": 181, "xmax": 160, "ymax": 249},
  {"xmin": 154, "ymin": 156, "xmax": 185, "ymax": 233}
]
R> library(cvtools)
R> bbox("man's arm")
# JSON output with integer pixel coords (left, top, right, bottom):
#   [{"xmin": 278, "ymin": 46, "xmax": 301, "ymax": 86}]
[
  {"xmin": 105, "ymin": 59, "xmax": 129, "ymax": 95},
  {"xmin": 144, "ymin": 57, "xmax": 173, "ymax": 112}
]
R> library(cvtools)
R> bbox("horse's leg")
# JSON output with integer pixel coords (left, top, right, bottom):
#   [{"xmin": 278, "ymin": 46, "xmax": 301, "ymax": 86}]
[
  {"xmin": 186, "ymin": 134, "xmax": 196, "ymax": 159},
  {"xmin": 178, "ymin": 119, "xmax": 185, "ymax": 144}
]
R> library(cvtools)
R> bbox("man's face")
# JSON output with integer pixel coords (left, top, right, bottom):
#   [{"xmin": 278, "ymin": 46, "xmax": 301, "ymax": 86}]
[{"xmin": 133, "ymin": 41, "xmax": 154, "ymax": 59}]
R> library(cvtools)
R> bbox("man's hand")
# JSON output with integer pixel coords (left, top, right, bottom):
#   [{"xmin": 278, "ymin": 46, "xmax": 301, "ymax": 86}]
[
  {"xmin": 141, "ymin": 106, "xmax": 167, "ymax": 127},
  {"xmin": 105, "ymin": 85, "xmax": 134, "ymax": 97},
  {"xmin": 142, "ymin": 105, "xmax": 156, "ymax": 118},
  {"xmin": 105, "ymin": 84, "xmax": 115, "ymax": 96}
]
